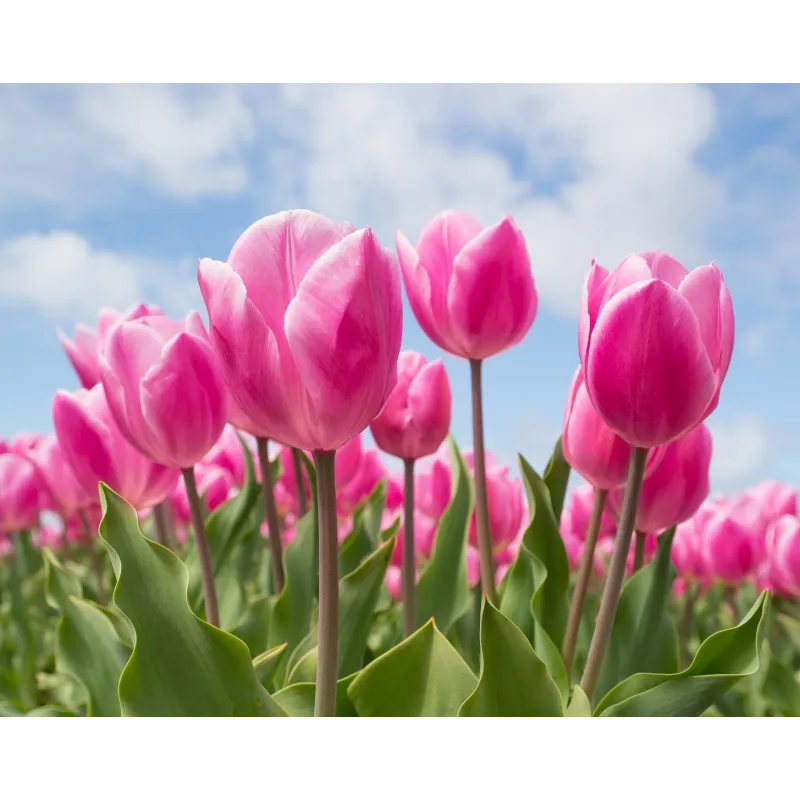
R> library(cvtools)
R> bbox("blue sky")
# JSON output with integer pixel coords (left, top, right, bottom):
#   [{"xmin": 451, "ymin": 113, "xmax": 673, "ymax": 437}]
[{"xmin": 1, "ymin": 84, "xmax": 799, "ymax": 492}]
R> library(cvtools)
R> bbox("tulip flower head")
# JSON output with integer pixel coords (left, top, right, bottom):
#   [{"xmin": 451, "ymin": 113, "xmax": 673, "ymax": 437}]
[
  {"xmin": 0, "ymin": 453, "xmax": 42, "ymax": 533},
  {"xmin": 579, "ymin": 252, "xmax": 734, "ymax": 448}
]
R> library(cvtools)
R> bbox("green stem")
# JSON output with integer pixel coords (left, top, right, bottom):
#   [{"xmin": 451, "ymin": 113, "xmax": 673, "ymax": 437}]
[
  {"xmin": 313, "ymin": 450, "xmax": 339, "ymax": 717},
  {"xmin": 402, "ymin": 458, "xmax": 416, "ymax": 638},
  {"xmin": 580, "ymin": 446, "xmax": 649, "ymax": 701},
  {"xmin": 469, "ymin": 358, "xmax": 497, "ymax": 604},
  {"xmin": 562, "ymin": 487, "xmax": 607, "ymax": 675},
  {"xmin": 632, "ymin": 530, "xmax": 647, "ymax": 573},
  {"xmin": 182, "ymin": 466, "xmax": 220, "ymax": 628},
  {"xmin": 292, "ymin": 447, "xmax": 309, "ymax": 518},
  {"xmin": 79, "ymin": 509, "xmax": 107, "ymax": 605},
  {"xmin": 257, "ymin": 438, "xmax": 285, "ymax": 595}
]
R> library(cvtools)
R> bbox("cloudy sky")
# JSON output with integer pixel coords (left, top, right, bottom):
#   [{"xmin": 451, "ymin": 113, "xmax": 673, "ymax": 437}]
[{"xmin": 1, "ymin": 84, "xmax": 798, "ymax": 492}]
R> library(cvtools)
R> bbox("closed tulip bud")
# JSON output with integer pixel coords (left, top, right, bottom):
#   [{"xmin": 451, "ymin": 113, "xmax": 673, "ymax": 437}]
[
  {"xmin": 0, "ymin": 453, "xmax": 42, "ymax": 533},
  {"xmin": 703, "ymin": 510, "xmax": 761, "ymax": 583},
  {"xmin": 397, "ymin": 211, "xmax": 537, "ymax": 360},
  {"xmin": 370, "ymin": 351, "xmax": 451, "ymax": 461},
  {"xmin": 561, "ymin": 483, "xmax": 617, "ymax": 542},
  {"xmin": 672, "ymin": 516, "xmax": 709, "ymax": 580},
  {"xmin": 199, "ymin": 210, "xmax": 403, "ymax": 453},
  {"xmin": 53, "ymin": 384, "xmax": 180, "ymax": 510},
  {"xmin": 608, "ymin": 424, "xmax": 712, "ymax": 533},
  {"xmin": 562, "ymin": 367, "xmax": 663, "ymax": 489},
  {"xmin": 26, "ymin": 435, "xmax": 93, "ymax": 519},
  {"xmin": 579, "ymin": 253, "xmax": 734, "ymax": 448}
]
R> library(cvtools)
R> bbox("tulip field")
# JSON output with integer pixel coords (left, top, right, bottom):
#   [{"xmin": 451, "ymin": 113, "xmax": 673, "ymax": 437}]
[{"xmin": 1, "ymin": 210, "xmax": 797, "ymax": 717}]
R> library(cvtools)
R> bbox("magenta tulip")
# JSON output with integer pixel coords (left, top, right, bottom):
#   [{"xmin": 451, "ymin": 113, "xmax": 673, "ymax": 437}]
[
  {"xmin": 58, "ymin": 303, "xmax": 163, "ymax": 390},
  {"xmin": 26, "ymin": 435, "xmax": 93, "ymax": 518},
  {"xmin": 579, "ymin": 253, "xmax": 734, "ymax": 448},
  {"xmin": 672, "ymin": 516, "xmax": 709, "ymax": 581},
  {"xmin": 0, "ymin": 453, "xmax": 42, "ymax": 533},
  {"xmin": 387, "ymin": 509, "xmax": 437, "ymax": 567},
  {"xmin": 336, "ymin": 446, "xmax": 388, "ymax": 518},
  {"xmin": 608, "ymin": 424, "xmax": 712, "ymax": 533},
  {"xmin": 702, "ymin": 509, "xmax": 761, "ymax": 583},
  {"xmin": 199, "ymin": 210, "xmax": 403, "ymax": 453},
  {"xmin": 53, "ymin": 384, "xmax": 179, "ymax": 510},
  {"xmin": 561, "ymin": 483, "xmax": 617, "ymax": 542},
  {"xmin": 172, "ymin": 465, "xmax": 235, "ymax": 528},
  {"xmin": 767, "ymin": 515, "xmax": 800, "ymax": 594},
  {"xmin": 370, "ymin": 351, "xmax": 451, "ymax": 461},
  {"xmin": 562, "ymin": 367, "xmax": 664, "ymax": 490},
  {"xmin": 100, "ymin": 312, "xmax": 229, "ymax": 470},
  {"xmin": 203, "ymin": 424, "xmax": 252, "ymax": 488},
  {"xmin": 396, "ymin": 211, "xmax": 537, "ymax": 360}
]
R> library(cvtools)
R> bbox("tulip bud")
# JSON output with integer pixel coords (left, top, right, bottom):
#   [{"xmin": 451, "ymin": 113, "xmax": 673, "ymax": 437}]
[
  {"xmin": 703, "ymin": 510, "xmax": 761, "ymax": 583},
  {"xmin": 578, "ymin": 253, "xmax": 734, "ymax": 448},
  {"xmin": 0, "ymin": 453, "xmax": 42, "ymax": 533},
  {"xmin": 370, "ymin": 351, "xmax": 451, "ymax": 461}
]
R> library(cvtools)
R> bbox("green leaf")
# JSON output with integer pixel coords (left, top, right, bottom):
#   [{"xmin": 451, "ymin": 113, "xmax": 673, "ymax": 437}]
[
  {"xmin": 595, "ymin": 534, "xmax": 679, "ymax": 701},
  {"xmin": 348, "ymin": 619, "xmax": 477, "ymax": 716},
  {"xmin": 459, "ymin": 600, "xmax": 563, "ymax": 716},
  {"xmin": 518, "ymin": 455, "xmax": 570, "ymax": 650},
  {"xmin": 565, "ymin": 686, "xmax": 592, "ymax": 717},
  {"xmin": 8, "ymin": 534, "xmax": 38, "ymax": 710},
  {"xmin": 231, "ymin": 594, "xmax": 272, "ymax": 657},
  {"xmin": 415, "ymin": 437, "xmax": 473, "ymax": 633},
  {"xmin": 252, "ymin": 643, "xmax": 288, "ymax": 689},
  {"xmin": 499, "ymin": 542, "xmax": 536, "ymax": 643},
  {"xmin": 594, "ymin": 591, "xmax": 770, "ymax": 717},
  {"xmin": 27, "ymin": 705, "xmax": 76, "ymax": 717},
  {"xmin": 338, "ymin": 480, "xmax": 385, "ymax": 576},
  {"xmin": 542, "ymin": 437, "xmax": 571, "ymax": 522},
  {"xmin": 186, "ymin": 434, "xmax": 262, "ymax": 627},
  {"xmin": 274, "ymin": 673, "xmax": 358, "ymax": 717},
  {"xmin": 761, "ymin": 646, "xmax": 800, "ymax": 716},
  {"xmin": 98, "ymin": 484, "xmax": 285, "ymax": 717},
  {"xmin": 43, "ymin": 550, "xmax": 128, "ymax": 717}
]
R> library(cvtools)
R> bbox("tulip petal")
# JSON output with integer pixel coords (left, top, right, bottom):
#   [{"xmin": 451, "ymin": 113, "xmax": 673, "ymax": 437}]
[
  {"xmin": 406, "ymin": 359, "xmax": 452, "ymax": 457},
  {"xmin": 139, "ymin": 333, "xmax": 229, "ymax": 468},
  {"xmin": 587, "ymin": 280, "xmax": 716, "ymax": 448},
  {"xmin": 578, "ymin": 261, "xmax": 610, "ymax": 370},
  {"xmin": 58, "ymin": 325, "xmax": 101, "ymax": 389},
  {"xmin": 447, "ymin": 216, "xmax": 537, "ymax": 359},
  {"xmin": 641, "ymin": 251, "xmax": 689, "ymax": 288},
  {"xmin": 285, "ymin": 229, "xmax": 403, "ymax": 451},
  {"xmin": 199, "ymin": 257, "xmax": 297, "ymax": 443}
]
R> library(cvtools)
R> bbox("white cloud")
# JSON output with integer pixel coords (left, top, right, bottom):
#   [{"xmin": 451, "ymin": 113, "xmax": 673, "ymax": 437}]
[
  {"xmin": 707, "ymin": 414, "xmax": 768, "ymax": 488},
  {"xmin": 0, "ymin": 230, "xmax": 200, "ymax": 320}
]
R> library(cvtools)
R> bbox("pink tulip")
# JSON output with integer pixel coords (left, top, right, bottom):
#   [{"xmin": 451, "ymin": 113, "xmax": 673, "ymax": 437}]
[
  {"xmin": 562, "ymin": 367, "xmax": 664, "ymax": 489},
  {"xmin": 272, "ymin": 445, "xmax": 311, "ymax": 517},
  {"xmin": 578, "ymin": 253, "xmax": 734, "ymax": 448},
  {"xmin": 750, "ymin": 481, "xmax": 798, "ymax": 519},
  {"xmin": 337, "ymin": 447, "xmax": 388, "ymax": 518},
  {"xmin": 385, "ymin": 475, "xmax": 404, "ymax": 511},
  {"xmin": 768, "ymin": 515, "xmax": 800, "ymax": 594},
  {"xmin": 172, "ymin": 465, "xmax": 235, "ymax": 527},
  {"xmin": 385, "ymin": 565, "xmax": 402, "ymax": 602},
  {"xmin": 199, "ymin": 210, "xmax": 403, "ymax": 453},
  {"xmin": 58, "ymin": 303, "xmax": 163, "ymax": 389},
  {"xmin": 386, "ymin": 509, "xmax": 437, "ymax": 568},
  {"xmin": 396, "ymin": 211, "xmax": 537, "ymax": 360},
  {"xmin": 563, "ymin": 532, "xmax": 586, "ymax": 570},
  {"xmin": 466, "ymin": 546, "xmax": 481, "ymax": 587},
  {"xmin": 53, "ymin": 384, "xmax": 179, "ymax": 510},
  {"xmin": 560, "ymin": 483, "xmax": 617, "ymax": 542},
  {"xmin": 202, "ymin": 424, "xmax": 253, "ymax": 487},
  {"xmin": 0, "ymin": 453, "xmax": 42, "ymax": 533},
  {"xmin": 34, "ymin": 525, "xmax": 67, "ymax": 550},
  {"xmin": 415, "ymin": 453, "xmax": 451, "ymax": 520},
  {"xmin": 370, "ymin": 351, "xmax": 452, "ymax": 461},
  {"xmin": 100, "ymin": 312, "xmax": 229, "ymax": 469},
  {"xmin": 608, "ymin": 424, "xmax": 712, "ymax": 533},
  {"xmin": 25, "ymin": 435, "xmax": 93, "ymax": 519},
  {"xmin": 703, "ymin": 509, "xmax": 761, "ymax": 583},
  {"xmin": 593, "ymin": 533, "xmax": 657, "ymax": 577},
  {"xmin": 8, "ymin": 432, "xmax": 48, "ymax": 455},
  {"xmin": 672, "ymin": 516, "xmax": 709, "ymax": 580}
]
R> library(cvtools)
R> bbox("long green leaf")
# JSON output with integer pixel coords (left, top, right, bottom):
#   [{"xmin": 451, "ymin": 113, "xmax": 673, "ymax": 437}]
[
  {"xmin": 542, "ymin": 437, "xmax": 571, "ymax": 522},
  {"xmin": 415, "ymin": 437, "xmax": 473, "ymax": 633},
  {"xmin": 43, "ymin": 549, "xmax": 128, "ymax": 717},
  {"xmin": 274, "ymin": 673, "xmax": 358, "ymax": 717},
  {"xmin": 594, "ymin": 591, "xmax": 770, "ymax": 717},
  {"xmin": 348, "ymin": 619, "xmax": 477, "ymax": 716},
  {"xmin": 98, "ymin": 484, "xmax": 285, "ymax": 717},
  {"xmin": 459, "ymin": 600, "xmax": 563, "ymax": 716}
]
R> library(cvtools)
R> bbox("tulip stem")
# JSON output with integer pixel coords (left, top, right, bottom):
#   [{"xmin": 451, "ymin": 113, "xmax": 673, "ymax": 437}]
[
  {"xmin": 256, "ymin": 438, "xmax": 285, "ymax": 595},
  {"xmin": 469, "ymin": 358, "xmax": 497, "ymax": 604},
  {"xmin": 78, "ymin": 509, "xmax": 107, "ymax": 604},
  {"xmin": 292, "ymin": 447, "xmax": 309, "ymax": 518},
  {"xmin": 562, "ymin": 488, "xmax": 607, "ymax": 676},
  {"xmin": 403, "ymin": 458, "xmax": 416, "ymax": 638},
  {"xmin": 152, "ymin": 502, "xmax": 170, "ymax": 549},
  {"xmin": 313, "ymin": 450, "xmax": 339, "ymax": 717},
  {"xmin": 632, "ymin": 530, "xmax": 647, "ymax": 572},
  {"xmin": 182, "ymin": 466, "xmax": 220, "ymax": 628},
  {"xmin": 580, "ymin": 446, "xmax": 649, "ymax": 701}
]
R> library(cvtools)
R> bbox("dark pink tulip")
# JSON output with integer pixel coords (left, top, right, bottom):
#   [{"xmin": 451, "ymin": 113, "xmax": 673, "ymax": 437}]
[
  {"xmin": 396, "ymin": 211, "xmax": 537, "ymax": 360},
  {"xmin": 58, "ymin": 303, "xmax": 163, "ymax": 390},
  {"xmin": 26, "ymin": 435, "xmax": 93, "ymax": 519},
  {"xmin": 202, "ymin": 424, "xmax": 253, "ymax": 488},
  {"xmin": 53, "ymin": 384, "xmax": 179, "ymax": 510},
  {"xmin": 414, "ymin": 452, "xmax": 451, "ymax": 520},
  {"xmin": 385, "ymin": 475, "xmax": 404, "ymax": 511},
  {"xmin": 386, "ymin": 508, "xmax": 437, "ymax": 568},
  {"xmin": 672, "ymin": 516, "xmax": 709, "ymax": 581},
  {"xmin": 562, "ymin": 367, "xmax": 663, "ymax": 489},
  {"xmin": 578, "ymin": 253, "xmax": 734, "ymax": 448},
  {"xmin": 336, "ymin": 446, "xmax": 387, "ymax": 518},
  {"xmin": 702, "ymin": 509, "xmax": 761, "ymax": 583},
  {"xmin": 0, "ymin": 453, "xmax": 41, "ymax": 533},
  {"xmin": 199, "ymin": 210, "xmax": 403, "ymax": 453},
  {"xmin": 560, "ymin": 483, "xmax": 617, "ymax": 542},
  {"xmin": 370, "ymin": 351, "xmax": 451, "ymax": 461},
  {"xmin": 608, "ymin": 424, "xmax": 712, "ymax": 533},
  {"xmin": 100, "ymin": 312, "xmax": 229, "ymax": 469}
]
